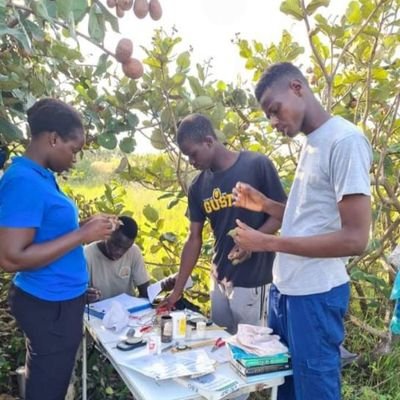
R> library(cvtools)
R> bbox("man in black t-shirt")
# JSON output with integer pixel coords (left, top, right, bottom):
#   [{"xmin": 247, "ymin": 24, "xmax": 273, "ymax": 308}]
[{"xmin": 161, "ymin": 114, "xmax": 286, "ymax": 333}]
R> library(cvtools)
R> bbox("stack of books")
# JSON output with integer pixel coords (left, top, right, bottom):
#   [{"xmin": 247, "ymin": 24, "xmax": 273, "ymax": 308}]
[{"xmin": 228, "ymin": 344, "xmax": 291, "ymax": 379}]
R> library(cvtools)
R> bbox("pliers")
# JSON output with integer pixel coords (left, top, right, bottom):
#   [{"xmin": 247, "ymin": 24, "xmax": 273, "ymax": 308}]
[
  {"xmin": 139, "ymin": 325, "xmax": 153, "ymax": 334},
  {"xmin": 211, "ymin": 337, "xmax": 225, "ymax": 352}
]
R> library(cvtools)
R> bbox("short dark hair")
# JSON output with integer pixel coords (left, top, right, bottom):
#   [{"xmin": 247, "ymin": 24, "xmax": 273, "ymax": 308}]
[
  {"xmin": 27, "ymin": 98, "xmax": 84, "ymax": 139},
  {"xmin": 255, "ymin": 62, "xmax": 308, "ymax": 102},
  {"xmin": 118, "ymin": 216, "xmax": 138, "ymax": 240},
  {"xmin": 176, "ymin": 114, "xmax": 217, "ymax": 146}
]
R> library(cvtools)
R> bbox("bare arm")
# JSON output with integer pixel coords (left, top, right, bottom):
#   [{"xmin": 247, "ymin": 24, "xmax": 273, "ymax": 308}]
[
  {"xmin": 0, "ymin": 215, "xmax": 114, "ymax": 273},
  {"xmin": 234, "ymin": 194, "xmax": 371, "ymax": 257},
  {"xmin": 232, "ymin": 182, "xmax": 286, "ymax": 222},
  {"xmin": 227, "ymin": 198, "xmax": 283, "ymax": 264},
  {"xmin": 137, "ymin": 281, "xmax": 150, "ymax": 298},
  {"xmin": 159, "ymin": 221, "xmax": 203, "ymax": 309},
  {"xmin": 258, "ymin": 215, "xmax": 282, "ymax": 235}
]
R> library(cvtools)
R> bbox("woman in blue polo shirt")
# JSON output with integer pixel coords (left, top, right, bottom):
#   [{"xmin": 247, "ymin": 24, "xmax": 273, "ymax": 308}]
[{"xmin": 0, "ymin": 98, "xmax": 116, "ymax": 400}]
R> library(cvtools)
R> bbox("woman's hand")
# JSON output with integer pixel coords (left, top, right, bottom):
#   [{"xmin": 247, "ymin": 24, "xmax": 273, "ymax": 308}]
[
  {"xmin": 86, "ymin": 287, "xmax": 101, "ymax": 303},
  {"xmin": 79, "ymin": 215, "xmax": 117, "ymax": 243}
]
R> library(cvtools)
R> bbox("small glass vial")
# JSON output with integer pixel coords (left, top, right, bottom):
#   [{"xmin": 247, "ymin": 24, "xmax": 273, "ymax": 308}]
[
  {"xmin": 196, "ymin": 320, "xmax": 206, "ymax": 339},
  {"xmin": 147, "ymin": 335, "xmax": 161, "ymax": 355},
  {"xmin": 161, "ymin": 315, "xmax": 173, "ymax": 343},
  {"xmin": 171, "ymin": 311, "xmax": 187, "ymax": 340}
]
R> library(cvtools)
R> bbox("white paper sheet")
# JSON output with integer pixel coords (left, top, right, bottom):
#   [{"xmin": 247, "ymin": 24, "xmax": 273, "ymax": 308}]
[
  {"xmin": 87, "ymin": 293, "xmax": 151, "ymax": 319},
  {"xmin": 175, "ymin": 373, "xmax": 240, "ymax": 400},
  {"xmin": 147, "ymin": 275, "xmax": 194, "ymax": 304},
  {"xmin": 147, "ymin": 281, "xmax": 163, "ymax": 304},
  {"xmin": 119, "ymin": 349, "xmax": 215, "ymax": 380}
]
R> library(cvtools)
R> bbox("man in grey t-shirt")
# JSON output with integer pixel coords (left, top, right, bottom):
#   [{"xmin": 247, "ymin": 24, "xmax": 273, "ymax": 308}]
[
  {"xmin": 86, "ymin": 216, "xmax": 175, "ymax": 301},
  {"xmin": 232, "ymin": 63, "xmax": 372, "ymax": 400}
]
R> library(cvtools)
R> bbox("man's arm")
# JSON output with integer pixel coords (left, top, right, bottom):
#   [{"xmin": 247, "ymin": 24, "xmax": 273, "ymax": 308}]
[
  {"xmin": 160, "ymin": 221, "xmax": 204, "ymax": 309},
  {"xmin": 234, "ymin": 194, "xmax": 371, "ymax": 257},
  {"xmin": 258, "ymin": 215, "xmax": 282, "ymax": 235},
  {"xmin": 137, "ymin": 281, "xmax": 150, "ymax": 298},
  {"xmin": 227, "ymin": 214, "xmax": 282, "ymax": 264}
]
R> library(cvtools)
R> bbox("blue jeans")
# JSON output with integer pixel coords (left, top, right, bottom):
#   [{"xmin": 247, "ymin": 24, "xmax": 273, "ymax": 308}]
[{"xmin": 268, "ymin": 283, "xmax": 350, "ymax": 400}]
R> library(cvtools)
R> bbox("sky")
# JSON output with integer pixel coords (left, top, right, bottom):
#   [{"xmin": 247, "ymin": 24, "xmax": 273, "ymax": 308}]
[
  {"xmin": 92, "ymin": 0, "xmax": 350, "ymax": 152},
  {"xmin": 101, "ymin": 0, "xmax": 349, "ymax": 82}
]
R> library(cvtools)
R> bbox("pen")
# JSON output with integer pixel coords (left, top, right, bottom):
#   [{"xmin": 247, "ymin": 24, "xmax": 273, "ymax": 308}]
[
  {"xmin": 86, "ymin": 300, "xmax": 90, "ymax": 321},
  {"xmin": 161, "ymin": 344, "xmax": 174, "ymax": 353}
]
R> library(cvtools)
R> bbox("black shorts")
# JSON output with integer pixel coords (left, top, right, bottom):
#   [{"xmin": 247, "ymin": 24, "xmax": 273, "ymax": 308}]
[{"xmin": 8, "ymin": 284, "xmax": 85, "ymax": 400}]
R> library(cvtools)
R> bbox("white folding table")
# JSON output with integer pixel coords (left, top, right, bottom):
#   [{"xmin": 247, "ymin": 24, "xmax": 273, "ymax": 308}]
[{"xmin": 82, "ymin": 314, "xmax": 292, "ymax": 400}]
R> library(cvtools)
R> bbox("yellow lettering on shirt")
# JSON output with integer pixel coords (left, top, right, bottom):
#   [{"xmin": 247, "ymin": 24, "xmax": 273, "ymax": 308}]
[{"xmin": 203, "ymin": 188, "xmax": 233, "ymax": 215}]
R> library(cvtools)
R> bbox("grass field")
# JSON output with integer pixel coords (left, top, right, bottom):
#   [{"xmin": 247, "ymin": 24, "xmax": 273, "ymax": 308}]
[
  {"xmin": 66, "ymin": 151, "xmax": 188, "ymax": 237},
  {"xmin": 69, "ymin": 182, "xmax": 187, "ymax": 235}
]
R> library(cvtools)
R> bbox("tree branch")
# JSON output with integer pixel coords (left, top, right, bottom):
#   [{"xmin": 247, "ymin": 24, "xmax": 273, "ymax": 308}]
[{"xmin": 7, "ymin": 3, "xmax": 115, "ymax": 58}]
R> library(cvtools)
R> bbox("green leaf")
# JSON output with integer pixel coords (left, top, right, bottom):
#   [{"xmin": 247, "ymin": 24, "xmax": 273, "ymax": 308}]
[
  {"xmin": 232, "ymin": 89, "xmax": 247, "ymax": 107},
  {"xmin": 238, "ymin": 39, "xmax": 252, "ymax": 58},
  {"xmin": 176, "ymin": 51, "xmax": 190, "ymax": 69},
  {"xmin": 24, "ymin": 20, "xmax": 45, "ymax": 42},
  {"xmin": 105, "ymin": 386, "xmax": 114, "ymax": 395},
  {"xmin": 143, "ymin": 56, "xmax": 161, "ymax": 69},
  {"xmin": 157, "ymin": 192, "xmax": 174, "ymax": 200},
  {"xmin": 280, "ymin": 0, "xmax": 303, "ymax": 21},
  {"xmin": 66, "ymin": 11, "xmax": 77, "ymax": 41},
  {"xmin": 95, "ymin": 53, "xmax": 110, "ymax": 75},
  {"xmin": 56, "ymin": 0, "xmax": 72, "ymax": 20},
  {"xmin": 371, "ymin": 67, "xmax": 388, "ymax": 80},
  {"xmin": 172, "ymin": 72, "xmax": 186, "ymax": 86},
  {"xmin": 210, "ymin": 102, "xmax": 225, "ymax": 127},
  {"xmin": 223, "ymin": 122, "xmax": 236, "ymax": 137},
  {"xmin": 175, "ymin": 100, "xmax": 190, "ymax": 117},
  {"xmin": 161, "ymin": 232, "xmax": 177, "ymax": 243},
  {"xmin": 88, "ymin": 4, "xmax": 105, "ymax": 43},
  {"xmin": 192, "ymin": 96, "xmax": 213, "ymax": 112},
  {"xmin": 126, "ymin": 112, "xmax": 139, "ymax": 129},
  {"xmin": 44, "ymin": 0, "xmax": 57, "ymax": 18},
  {"xmin": 97, "ymin": 133, "xmax": 117, "ymax": 149},
  {"xmin": 216, "ymin": 81, "xmax": 227, "ymax": 91},
  {"xmin": 0, "ymin": 75, "xmax": 21, "ymax": 90},
  {"xmin": 306, "ymin": 0, "xmax": 330, "ymax": 16},
  {"xmin": 115, "ymin": 156, "xmax": 129, "ymax": 173},
  {"xmin": 96, "ymin": 1, "xmax": 119, "ymax": 33},
  {"xmin": 0, "ymin": 3, "xmax": 5, "ymax": 25},
  {"xmin": 196, "ymin": 63, "xmax": 205, "ymax": 81},
  {"xmin": 143, "ymin": 204, "xmax": 159, "ymax": 223},
  {"xmin": 160, "ymin": 108, "xmax": 173, "ymax": 130},
  {"xmin": 167, "ymin": 198, "xmax": 179, "ymax": 209},
  {"xmin": 32, "ymin": 1, "xmax": 52, "ymax": 21},
  {"xmin": 0, "ymin": 24, "xmax": 31, "ymax": 52},
  {"xmin": 72, "ymin": 0, "xmax": 88, "ymax": 24},
  {"xmin": 346, "ymin": 1, "xmax": 362, "ymax": 24},
  {"xmin": 187, "ymin": 76, "xmax": 203, "ymax": 96},
  {"xmin": 254, "ymin": 41, "xmax": 264, "ymax": 53},
  {"xmin": 119, "ymin": 137, "xmax": 136, "ymax": 153},
  {"xmin": 0, "ymin": 117, "xmax": 24, "ymax": 141}
]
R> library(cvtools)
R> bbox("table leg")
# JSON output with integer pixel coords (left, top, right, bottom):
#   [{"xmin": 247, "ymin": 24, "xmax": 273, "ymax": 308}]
[
  {"xmin": 82, "ymin": 328, "xmax": 87, "ymax": 400},
  {"xmin": 271, "ymin": 385, "xmax": 278, "ymax": 400}
]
